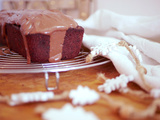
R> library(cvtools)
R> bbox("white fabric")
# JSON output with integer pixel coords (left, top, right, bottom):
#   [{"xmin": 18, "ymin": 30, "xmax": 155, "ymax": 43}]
[
  {"xmin": 76, "ymin": 9, "xmax": 160, "ymax": 95},
  {"xmin": 77, "ymin": 9, "xmax": 160, "ymax": 42}
]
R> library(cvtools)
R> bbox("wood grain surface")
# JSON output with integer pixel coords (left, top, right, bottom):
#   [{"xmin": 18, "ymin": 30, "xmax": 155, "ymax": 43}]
[{"xmin": 0, "ymin": 62, "xmax": 154, "ymax": 120}]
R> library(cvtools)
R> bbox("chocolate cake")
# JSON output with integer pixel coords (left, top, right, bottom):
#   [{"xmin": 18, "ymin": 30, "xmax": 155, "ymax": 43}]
[{"xmin": 0, "ymin": 9, "xmax": 84, "ymax": 63}]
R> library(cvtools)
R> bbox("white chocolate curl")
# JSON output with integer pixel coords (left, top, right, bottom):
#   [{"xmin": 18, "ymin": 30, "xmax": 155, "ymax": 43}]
[
  {"xmin": 8, "ymin": 91, "xmax": 54, "ymax": 106},
  {"xmin": 42, "ymin": 104, "xmax": 99, "ymax": 120},
  {"xmin": 98, "ymin": 74, "xmax": 134, "ymax": 94},
  {"xmin": 69, "ymin": 85, "xmax": 100, "ymax": 106}
]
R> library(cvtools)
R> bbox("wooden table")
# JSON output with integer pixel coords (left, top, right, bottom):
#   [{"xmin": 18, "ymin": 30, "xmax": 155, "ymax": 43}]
[{"xmin": 0, "ymin": 61, "xmax": 154, "ymax": 120}]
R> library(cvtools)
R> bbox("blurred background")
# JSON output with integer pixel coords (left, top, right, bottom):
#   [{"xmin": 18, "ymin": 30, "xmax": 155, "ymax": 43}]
[{"xmin": 0, "ymin": 0, "xmax": 160, "ymax": 20}]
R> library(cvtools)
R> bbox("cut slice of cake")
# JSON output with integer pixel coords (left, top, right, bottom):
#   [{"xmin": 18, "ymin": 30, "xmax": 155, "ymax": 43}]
[{"xmin": 0, "ymin": 9, "xmax": 84, "ymax": 63}]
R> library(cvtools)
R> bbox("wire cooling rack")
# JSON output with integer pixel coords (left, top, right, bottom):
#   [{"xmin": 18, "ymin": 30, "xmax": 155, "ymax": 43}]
[{"xmin": 0, "ymin": 47, "xmax": 110, "ymax": 90}]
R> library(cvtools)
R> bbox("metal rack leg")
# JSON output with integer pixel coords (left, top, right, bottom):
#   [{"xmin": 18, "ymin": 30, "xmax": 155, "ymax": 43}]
[{"xmin": 44, "ymin": 72, "xmax": 59, "ymax": 91}]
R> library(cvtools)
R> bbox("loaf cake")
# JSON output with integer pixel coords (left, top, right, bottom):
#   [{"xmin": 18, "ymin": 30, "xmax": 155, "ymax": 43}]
[{"xmin": 0, "ymin": 9, "xmax": 84, "ymax": 63}]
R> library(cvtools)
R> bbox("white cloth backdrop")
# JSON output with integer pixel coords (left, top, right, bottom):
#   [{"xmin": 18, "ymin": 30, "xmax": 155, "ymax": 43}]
[{"xmin": 76, "ymin": 9, "xmax": 160, "ymax": 95}]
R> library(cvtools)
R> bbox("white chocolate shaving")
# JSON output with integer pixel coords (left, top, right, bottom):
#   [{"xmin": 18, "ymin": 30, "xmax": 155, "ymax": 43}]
[
  {"xmin": 42, "ymin": 104, "xmax": 99, "ymax": 120},
  {"xmin": 90, "ymin": 42, "xmax": 118, "ymax": 58},
  {"xmin": 98, "ymin": 74, "xmax": 134, "ymax": 94},
  {"xmin": 69, "ymin": 85, "xmax": 100, "ymax": 106},
  {"xmin": 8, "ymin": 91, "xmax": 54, "ymax": 106}
]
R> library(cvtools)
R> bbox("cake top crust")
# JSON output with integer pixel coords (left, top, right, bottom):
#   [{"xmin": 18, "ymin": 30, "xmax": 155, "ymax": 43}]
[{"xmin": 0, "ymin": 9, "xmax": 78, "ymax": 35}]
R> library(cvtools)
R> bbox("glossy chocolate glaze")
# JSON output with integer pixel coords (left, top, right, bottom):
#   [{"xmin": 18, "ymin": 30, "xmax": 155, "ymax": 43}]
[{"xmin": 0, "ymin": 9, "xmax": 78, "ymax": 63}]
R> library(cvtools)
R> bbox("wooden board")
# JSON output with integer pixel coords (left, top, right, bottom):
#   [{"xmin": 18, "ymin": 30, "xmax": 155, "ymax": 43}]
[{"xmin": 0, "ymin": 62, "xmax": 155, "ymax": 120}]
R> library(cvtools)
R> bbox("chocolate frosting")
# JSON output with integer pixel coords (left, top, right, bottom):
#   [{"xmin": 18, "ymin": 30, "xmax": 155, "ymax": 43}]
[{"xmin": 0, "ymin": 9, "xmax": 78, "ymax": 63}]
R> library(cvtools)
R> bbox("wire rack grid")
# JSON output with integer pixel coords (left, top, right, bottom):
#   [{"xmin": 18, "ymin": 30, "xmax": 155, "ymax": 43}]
[{"xmin": 0, "ymin": 47, "xmax": 110, "ymax": 90}]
